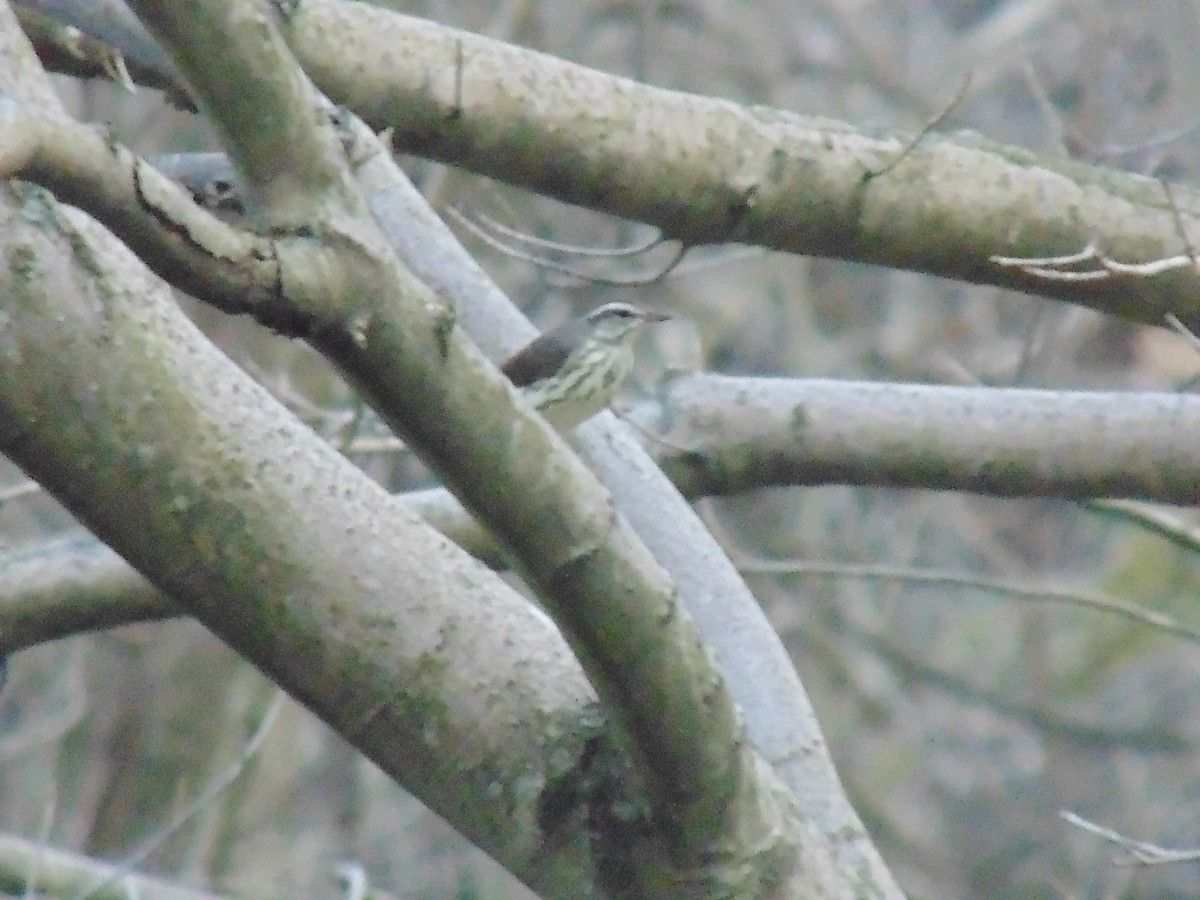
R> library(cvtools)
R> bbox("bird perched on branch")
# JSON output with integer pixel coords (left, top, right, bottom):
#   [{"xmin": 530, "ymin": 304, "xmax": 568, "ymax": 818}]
[{"xmin": 503, "ymin": 301, "xmax": 670, "ymax": 431}]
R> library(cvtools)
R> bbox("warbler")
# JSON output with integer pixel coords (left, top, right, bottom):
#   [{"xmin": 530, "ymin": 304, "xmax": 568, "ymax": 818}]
[{"xmin": 503, "ymin": 302, "xmax": 670, "ymax": 430}]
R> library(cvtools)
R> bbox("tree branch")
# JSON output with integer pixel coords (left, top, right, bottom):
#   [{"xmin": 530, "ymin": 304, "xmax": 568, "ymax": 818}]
[
  {"xmin": 634, "ymin": 375, "xmax": 1200, "ymax": 505},
  {"xmin": 19, "ymin": 1, "xmax": 1200, "ymax": 329},
  {"xmin": 0, "ymin": 831, "xmax": 223, "ymax": 900},
  {"xmin": 277, "ymin": 0, "xmax": 1200, "ymax": 329}
]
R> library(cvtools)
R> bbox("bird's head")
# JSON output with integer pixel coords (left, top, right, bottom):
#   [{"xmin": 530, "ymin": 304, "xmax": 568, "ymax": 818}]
[{"xmin": 585, "ymin": 302, "xmax": 671, "ymax": 345}]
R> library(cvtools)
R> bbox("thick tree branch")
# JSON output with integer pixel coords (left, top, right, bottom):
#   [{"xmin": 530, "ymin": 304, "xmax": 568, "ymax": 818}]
[
  {"xmin": 633, "ymin": 375, "xmax": 1200, "ymax": 505},
  {"xmin": 0, "ymin": 106, "xmax": 319, "ymax": 332},
  {"xmin": 0, "ymin": 534, "xmax": 172, "ymax": 652},
  {"xmin": 273, "ymin": 0, "xmax": 1200, "ymax": 329},
  {"xmin": 14, "ymin": 0, "xmax": 173, "ymax": 77},
  {"xmin": 131, "ymin": 3, "xmax": 360, "ymax": 225},
  {"xmin": 18, "ymin": 1, "xmax": 1200, "ymax": 329},
  {"xmin": 0, "ymin": 187, "xmax": 625, "ymax": 894}
]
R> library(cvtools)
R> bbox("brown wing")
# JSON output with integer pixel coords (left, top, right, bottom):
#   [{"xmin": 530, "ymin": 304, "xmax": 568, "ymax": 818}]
[{"xmin": 501, "ymin": 321, "xmax": 583, "ymax": 388}]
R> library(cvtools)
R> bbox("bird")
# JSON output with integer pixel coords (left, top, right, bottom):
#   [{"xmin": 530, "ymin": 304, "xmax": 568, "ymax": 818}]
[{"xmin": 502, "ymin": 301, "xmax": 670, "ymax": 431}]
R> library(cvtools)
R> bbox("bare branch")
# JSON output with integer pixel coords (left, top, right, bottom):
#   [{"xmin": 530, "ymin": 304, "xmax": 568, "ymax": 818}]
[
  {"xmin": 865, "ymin": 71, "xmax": 974, "ymax": 181},
  {"xmin": 446, "ymin": 204, "xmax": 687, "ymax": 286},
  {"xmin": 1061, "ymin": 811, "xmax": 1200, "ymax": 867},
  {"xmin": 735, "ymin": 557, "xmax": 1200, "ymax": 646}
]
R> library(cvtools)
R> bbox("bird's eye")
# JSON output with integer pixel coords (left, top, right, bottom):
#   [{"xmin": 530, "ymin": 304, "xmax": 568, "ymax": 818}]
[{"xmin": 590, "ymin": 303, "xmax": 642, "ymax": 324}]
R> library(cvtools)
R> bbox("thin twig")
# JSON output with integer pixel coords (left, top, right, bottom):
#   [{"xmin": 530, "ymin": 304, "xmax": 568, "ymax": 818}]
[
  {"xmin": 1160, "ymin": 180, "xmax": 1198, "ymax": 269},
  {"xmin": 735, "ymin": 557, "xmax": 1200, "ymax": 645},
  {"xmin": 1022, "ymin": 62, "xmax": 1069, "ymax": 156},
  {"xmin": 1085, "ymin": 499, "xmax": 1200, "ymax": 555},
  {"xmin": 23, "ymin": 789, "xmax": 57, "ymax": 900},
  {"xmin": 1091, "ymin": 117, "xmax": 1200, "ymax": 158},
  {"xmin": 1164, "ymin": 313, "xmax": 1200, "ymax": 356},
  {"xmin": 1061, "ymin": 811, "xmax": 1200, "ymax": 866},
  {"xmin": 866, "ymin": 71, "xmax": 973, "ymax": 180},
  {"xmin": 466, "ymin": 208, "xmax": 667, "ymax": 258},
  {"xmin": 72, "ymin": 690, "xmax": 286, "ymax": 900},
  {"xmin": 447, "ymin": 205, "xmax": 688, "ymax": 285},
  {"xmin": 0, "ymin": 480, "xmax": 42, "ymax": 505}
]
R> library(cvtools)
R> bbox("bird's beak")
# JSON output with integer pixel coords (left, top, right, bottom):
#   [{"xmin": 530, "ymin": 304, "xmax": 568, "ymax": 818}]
[{"xmin": 642, "ymin": 311, "xmax": 671, "ymax": 323}]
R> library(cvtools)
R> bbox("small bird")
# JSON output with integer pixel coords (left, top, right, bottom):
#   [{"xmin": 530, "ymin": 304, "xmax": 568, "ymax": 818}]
[{"xmin": 503, "ymin": 301, "xmax": 670, "ymax": 430}]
